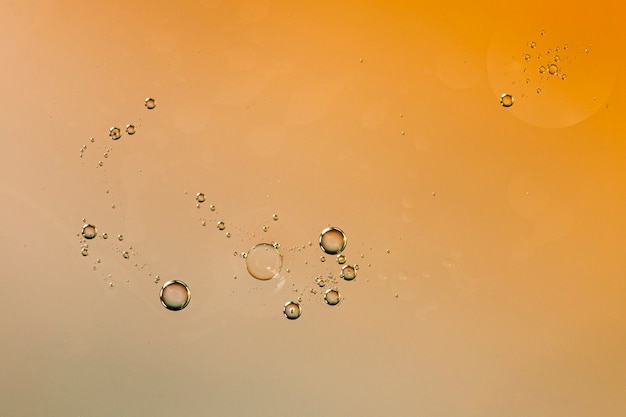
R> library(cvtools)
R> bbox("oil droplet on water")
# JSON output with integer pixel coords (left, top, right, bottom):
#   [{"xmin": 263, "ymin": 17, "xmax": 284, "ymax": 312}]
[
  {"xmin": 118, "ymin": 234, "xmax": 124, "ymax": 241},
  {"xmin": 82, "ymin": 223, "xmax": 97, "ymax": 239},
  {"xmin": 102, "ymin": 233, "xmax": 108, "ymax": 239},
  {"xmin": 341, "ymin": 265, "xmax": 357, "ymax": 281},
  {"xmin": 500, "ymin": 94, "xmax": 514, "ymax": 107},
  {"xmin": 245, "ymin": 243, "xmax": 283, "ymax": 280},
  {"xmin": 126, "ymin": 124, "xmax": 136, "ymax": 135},
  {"xmin": 319, "ymin": 227, "xmax": 347, "ymax": 255},
  {"xmin": 548, "ymin": 64, "xmax": 558, "ymax": 75},
  {"xmin": 160, "ymin": 280, "xmax": 191, "ymax": 311},
  {"xmin": 538, "ymin": 66, "xmax": 546, "ymax": 74},
  {"xmin": 81, "ymin": 247, "xmax": 89, "ymax": 256},
  {"xmin": 210, "ymin": 205, "xmax": 216, "ymax": 211},
  {"xmin": 320, "ymin": 256, "xmax": 326, "ymax": 262},
  {"xmin": 324, "ymin": 288, "xmax": 341, "ymax": 305},
  {"xmin": 145, "ymin": 98, "xmax": 156, "ymax": 109},
  {"xmin": 196, "ymin": 193, "xmax": 205, "ymax": 203},
  {"xmin": 109, "ymin": 127, "xmax": 121, "ymax": 140},
  {"xmin": 272, "ymin": 214, "xmax": 279, "ymax": 221},
  {"xmin": 337, "ymin": 254, "xmax": 346, "ymax": 264},
  {"xmin": 554, "ymin": 55, "xmax": 560, "ymax": 63},
  {"xmin": 217, "ymin": 221, "xmax": 226, "ymax": 230},
  {"xmin": 283, "ymin": 301, "xmax": 302, "ymax": 320},
  {"xmin": 122, "ymin": 251, "xmax": 130, "ymax": 259}
]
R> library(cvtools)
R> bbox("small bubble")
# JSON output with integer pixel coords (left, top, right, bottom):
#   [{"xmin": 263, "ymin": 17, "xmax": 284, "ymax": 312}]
[
  {"xmin": 500, "ymin": 93, "xmax": 514, "ymax": 107},
  {"xmin": 160, "ymin": 280, "xmax": 191, "ymax": 311},
  {"xmin": 547, "ymin": 48, "xmax": 551, "ymax": 55},
  {"xmin": 340, "ymin": 265, "xmax": 357, "ymax": 281},
  {"xmin": 196, "ymin": 193, "xmax": 206, "ymax": 203},
  {"xmin": 262, "ymin": 226, "xmax": 269, "ymax": 232},
  {"xmin": 319, "ymin": 227, "xmax": 347, "ymax": 255},
  {"xmin": 209, "ymin": 205, "xmax": 216, "ymax": 211},
  {"xmin": 273, "ymin": 242, "xmax": 280, "ymax": 249},
  {"xmin": 103, "ymin": 152, "xmax": 109, "ymax": 159},
  {"xmin": 554, "ymin": 55, "xmax": 560, "ymax": 63},
  {"xmin": 336, "ymin": 254, "xmax": 346, "ymax": 264},
  {"xmin": 126, "ymin": 124, "xmax": 136, "ymax": 135},
  {"xmin": 226, "ymin": 232, "xmax": 231, "ymax": 238},
  {"xmin": 118, "ymin": 234, "xmax": 124, "ymax": 241},
  {"xmin": 245, "ymin": 243, "xmax": 282, "ymax": 280},
  {"xmin": 145, "ymin": 98, "xmax": 156, "ymax": 109},
  {"xmin": 324, "ymin": 289, "xmax": 341, "ymax": 306},
  {"xmin": 122, "ymin": 251, "xmax": 130, "ymax": 259},
  {"xmin": 538, "ymin": 66, "xmax": 546, "ymax": 74},
  {"xmin": 283, "ymin": 301, "xmax": 302, "ymax": 320},
  {"xmin": 81, "ymin": 247, "xmax": 89, "ymax": 256},
  {"xmin": 540, "ymin": 29, "xmax": 545, "ymax": 36},
  {"xmin": 523, "ymin": 53, "xmax": 531, "ymax": 61},
  {"xmin": 102, "ymin": 233, "xmax": 108, "ymax": 239},
  {"xmin": 548, "ymin": 64, "xmax": 558, "ymax": 75},
  {"xmin": 359, "ymin": 58, "xmax": 363, "ymax": 63},
  {"xmin": 320, "ymin": 256, "xmax": 326, "ymax": 262},
  {"xmin": 196, "ymin": 203, "xmax": 201, "ymax": 209},
  {"xmin": 354, "ymin": 264, "xmax": 360, "ymax": 270},
  {"xmin": 316, "ymin": 277, "xmax": 326, "ymax": 287},
  {"xmin": 109, "ymin": 282, "xmax": 115, "ymax": 288},
  {"xmin": 526, "ymin": 78, "xmax": 530, "ymax": 84},
  {"xmin": 241, "ymin": 252, "xmax": 247, "ymax": 259},
  {"xmin": 217, "ymin": 221, "xmax": 226, "ymax": 230},
  {"xmin": 98, "ymin": 161, "xmax": 103, "ymax": 167},
  {"xmin": 201, "ymin": 220, "xmax": 206, "ymax": 226},
  {"xmin": 386, "ymin": 249, "xmax": 391, "ymax": 254},
  {"xmin": 530, "ymin": 41, "xmax": 536, "ymax": 48},
  {"xmin": 272, "ymin": 214, "xmax": 279, "ymax": 221},
  {"xmin": 90, "ymin": 137, "xmax": 95, "ymax": 143},
  {"xmin": 563, "ymin": 43, "xmax": 568, "ymax": 50},
  {"xmin": 561, "ymin": 74, "xmax": 567, "ymax": 80},
  {"xmin": 584, "ymin": 48, "xmax": 589, "ymax": 53},
  {"xmin": 111, "ymin": 204, "xmax": 116, "ymax": 209},
  {"xmin": 395, "ymin": 293, "xmax": 399, "ymax": 298},
  {"xmin": 109, "ymin": 127, "xmax": 121, "ymax": 140},
  {"xmin": 82, "ymin": 223, "xmax": 97, "ymax": 239},
  {"xmin": 536, "ymin": 88, "xmax": 542, "ymax": 94}
]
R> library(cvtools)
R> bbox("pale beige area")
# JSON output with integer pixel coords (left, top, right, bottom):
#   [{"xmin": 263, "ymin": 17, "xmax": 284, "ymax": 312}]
[{"xmin": 0, "ymin": 1, "xmax": 625, "ymax": 416}]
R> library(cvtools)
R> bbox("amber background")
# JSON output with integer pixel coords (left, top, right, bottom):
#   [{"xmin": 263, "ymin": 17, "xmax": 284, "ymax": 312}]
[{"xmin": 1, "ymin": 1, "xmax": 625, "ymax": 416}]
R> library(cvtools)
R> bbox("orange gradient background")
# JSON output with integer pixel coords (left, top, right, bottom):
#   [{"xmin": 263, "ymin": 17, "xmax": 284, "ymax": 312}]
[{"xmin": 1, "ymin": 1, "xmax": 625, "ymax": 416}]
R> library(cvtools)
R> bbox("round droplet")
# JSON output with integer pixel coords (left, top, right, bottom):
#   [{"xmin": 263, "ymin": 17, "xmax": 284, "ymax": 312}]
[
  {"xmin": 530, "ymin": 41, "xmax": 536, "ymax": 48},
  {"xmin": 538, "ymin": 66, "xmax": 546, "ymax": 74},
  {"xmin": 316, "ymin": 277, "xmax": 326, "ymax": 287},
  {"xmin": 90, "ymin": 137, "xmax": 95, "ymax": 143},
  {"xmin": 109, "ymin": 127, "xmax": 121, "ymax": 140},
  {"xmin": 319, "ymin": 227, "xmax": 347, "ymax": 255},
  {"xmin": 548, "ymin": 64, "xmax": 558, "ymax": 75},
  {"xmin": 117, "ymin": 234, "xmax": 124, "ymax": 241},
  {"xmin": 102, "ymin": 233, "xmax": 108, "ymax": 239},
  {"xmin": 500, "ymin": 93, "xmax": 514, "ymax": 107},
  {"xmin": 523, "ymin": 53, "xmax": 531, "ymax": 61},
  {"xmin": 80, "ymin": 247, "xmax": 89, "ymax": 256},
  {"xmin": 337, "ymin": 254, "xmax": 346, "ymax": 264},
  {"xmin": 341, "ymin": 265, "xmax": 357, "ymax": 281},
  {"xmin": 160, "ymin": 280, "xmax": 191, "ymax": 311},
  {"xmin": 125, "ymin": 124, "xmax": 136, "ymax": 135},
  {"xmin": 526, "ymin": 78, "xmax": 530, "ymax": 84},
  {"xmin": 262, "ymin": 226, "xmax": 269, "ymax": 232},
  {"xmin": 196, "ymin": 193, "xmax": 206, "ymax": 203},
  {"xmin": 226, "ymin": 232, "xmax": 231, "ymax": 238},
  {"xmin": 272, "ymin": 214, "xmax": 279, "ymax": 221},
  {"xmin": 320, "ymin": 256, "xmax": 326, "ymax": 262},
  {"xmin": 122, "ymin": 251, "xmax": 130, "ymax": 259},
  {"xmin": 324, "ymin": 288, "xmax": 341, "ymax": 306},
  {"xmin": 103, "ymin": 152, "xmax": 109, "ymax": 158},
  {"xmin": 209, "ymin": 205, "xmax": 216, "ymax": 211},
  {"xmin": 82, "ymin": 223, "xmax": 97, "ymax": 239},
  {"xmin": 217, "ymin": 221, "xmax": 225, "ymax": 230},
  {"xmin": 283, "ymin": 301, "xmax": 302, "ymax": 320},
  {"xmin": 554, "ymin": 55, "xmax": 560, "ymax": 63},
  {"xmin": 245, "ymin": 243, "xmax": 283, "ymax": 280},
  {"xmin": 145, "ymin": 98, "xmax": 156, "ymax": 109},
  {"xmin": 536, "ymin": 88, "xmax": 542, "ymax": 94}
]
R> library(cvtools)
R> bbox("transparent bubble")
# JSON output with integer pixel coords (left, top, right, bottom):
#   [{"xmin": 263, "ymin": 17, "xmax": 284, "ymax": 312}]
[
  {"xmin": 548, "ymin": 64, "xmax": 558, "ymax": 75},
  {"xmin": 526, "ymin": 78, "xmax": 530, "ymax": 84},
  {"xmin": 540, "ymin": 29, "xmax": 545, "ymax": 36},
  {"xmin": 324, "ymin": 288, "xmax": 341, "ymax": 305},
  {"xmin": 245, "ymin": 243, "xmax": 283, "ymax": 280},
  {"xmin": 196, "ymin": 193, "xmax": 206, "ymax": 203},
  {"xmin": 90, "ymin": 137, "xmax": 95, "ymax": 143},
  {"xmin": 160, "ymin": 280, "xmax": 191, "ymax": 311},
  {"xmin": 145, "ymin": 98, "xmax": 156, "ymax": 109},
  {"xmin": 126, "ymin": 124, "xmax": 136, "ymax": 135},
  {"xmin": 320, "ymin": 256, "xmax": 326, "ymax": 262},
  {"xmin": 262, "ymin": 226, "xmax": 269, "ymax": 232},
  {"xmin": 283, "ymin": 301, "xmax": 302, "ymax": 320},
  {"xmin": 102, "ymin": 233, "xmax": 108, "ymax": 239},
  {"xmin": 500, "ymin": 94, "xmax": 514, "ymax": 107},
  {"xmin": 241, "ymin": 252, "xmax": 247, "ymax": 259},
  {"xmin": 273, "ymin": 242, "xmax": 280, "ymax": 249},
  {"xmin": 97, "ymin": 161, "xmax": 103, "ymax": 167},
  {"xmin": 538, "ymin": 66, "xmax": 546, "ymax": 74},
  {"xmin": 272, "ymin": 214, "xmax": 279, "ymax": 221},
  {"xmin": 341, "ymin": 265, "xmax": 357, "ymax": 281},
  {"xmin": 82, "ymin": 223, "xmax": 97, "ymax": 239},
  {"xmin": 226, "ymin": 232, "xmax": 231, "ymax": 238},
  {"xmin": 563, "ymin": 43, "xmax": 568, "ymax": 50},
  {"xmin": 530, "ymin": 41, "xmax": 536, "ymax": 48},
  {"xmin": 109, "ymin": 127, "xmax": 121, "ymax": 140},
  {"xmin": 337, "ymin": 254, "xmax": 346, "ymax": 264},
  {"xmin": 122, "ymin": 251, "xmax": 130, "ymax": 259},
  {"xmin": 217, "ymin": 221, "xmax": 226, "ymax": 230},
  {"xmin": 209, "ymin": 205, "xmax": 216, "ymax": 211},
  {"xmin": 103, "ymin": 152, "xmax": 109, "ymax": 158},
  {"xmin": 316, "ymin": 277, "xmax": 326, "ymax": 287},
  {"xmin": 81, "ymin": 247, "xmax": 89, "ymax": 256},
  {"xmin": 201, "ymin": 220, "xmax": 206, "ymax": 226},
  {"xmin": 561, "ymin": 74, "xmax": 567, "ymax": 80},
  {"xmin": 523, "ymin": 53, "xmax": 530, "ymax": 61},
  {"xmin": 536, "ymin": 88, "xmax": 542, "ymax": 94},
  {"xmin": 117, "ymin": 234, "xmax": 124, "ymax": 241},
  {"xmin": 547, "ymin": 48, "xmax": 552, "ymax": 55},
  {"xmin": 554, "ymin": 55, "xmax": 560, "ymax": 63},
  {"xmin": 319, "ymin": 227, "xmax": 347, "ymax": 255}
]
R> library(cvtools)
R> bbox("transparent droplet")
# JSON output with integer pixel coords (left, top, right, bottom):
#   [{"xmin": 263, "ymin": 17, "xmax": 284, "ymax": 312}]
[
  {"xmin": 530, "ymin": 41, "xmax": 536, "ymax": 48},
  {"xmin": 217, "ymin": 221, "xmax": 226, "ymax": 230},
  {"xmin": 102, "ymin": 233, "xmax": 108, "ymax": 239},
  {"xmin": 201, "ymin": 220, "xmax": 206, "ymax": 226},
  {"xmin": 538, "ymin": 66, "xmax": 546, "ymax": 74},
  {"xmin": 500, "ymin": 93, "xmax": 514, "ymax": 107},
  {"xmin": 209, "ymin": 205, "xmax": 216, "ymax": 211},
  {"xmin": 536, "ymin": 88, "xmax": 542, "ymax": 94},
  {"xmin": 272, "ymin": 214, "xmax": 279, "ymax": 221},
  {"xmin": 80, "ymin": 247, "xmax": 89, "ymax": 256},
  {"xmin": 245, "ymin": 243, "xmax": 283, "ymax": 280},
  {"xmin": 98, "ymin": 161, "xmax": 103, "ymax": 167},
  {"xmin": 122, "ymin": 251, "xmax": 130, "ymax": 259},
  {"xmin": 283, "ymin": 301, "xmax": 302, "ymax": 320},
  {"xmin": 324, "ymin": 288, "xmax": 341, "ymax": 306},
  {"xmin": 82, "ymin": 223, "xmax": 97, "ymax": 239},
  {"xmin": 523, "ymin": 53, "xmax": 530, "ymax": 61},
  {"xmin": 262, "ymin": 226, "xmax": 269, "ymax": 232},
  {"xmin": 554, "ymin": 55, "xmax": 560, "ymax": 63},
  {"xmin": 526, "ymin": 78, "xmax": 530, "ymax": 84},
  {"xmin": 320, "ymin": 256, "xmax": 326, "ymax": 262},
  {"xmin": 109, "ymin": 127, "xmax": 121, "ymax": 140},
  {"xmin": 90, "ymin": 137, "xmax": 95, "ymax": 143},
  {"xmin": 160, "ymin": 280, "xmax": 191, "ymax": 311},
  {"xmin": 315, "ymin": 276, "xmax": 326, "ymax": 287},
  {"xmin": 337, "ymin": 254, "xmax": 346, "ymax": 264},
  {"xmin": 319, "ymin": 227, "xmax": 347, "ymax": 255},
  {"xmin": 341, "ymin": 265, "xmax": 357, "ymax": 281},
  {"xmin": 386, "ymin": 249, "xmax": 391, "ymax": 254},
  {"xmin": 196, "ymin": 193, "xmax": 206, "ymax": 203},
  {"xmin": 126, "ymin": 124, "xmax": 136, "ymax": 135},
  {"xmin": 117, "ymin": 234, "xmax": 124, "ymax": 241},
  {"xmin": 103, "ymin": 152, "xmax": 109, "ymax": 159},
  {"xmin": 241, "ymin": 252, "xmax": 247, "ymax": 259},
  {"xmin": 145, "ymin": 98, "xmax": 156, "ymax": 109},
  {"xmin": 563, "ymin": 43, "xmax": 568, "ymax": 50},
  {"xmin": 548, "ymin": 64, "xmax": 558, "ymax": 75}
]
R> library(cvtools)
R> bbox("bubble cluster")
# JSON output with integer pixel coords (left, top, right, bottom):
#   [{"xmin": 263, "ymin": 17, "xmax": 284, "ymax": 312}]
[{"xmin": 160, "ymin": 280, "xmax": 191, "ymax": 311}]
